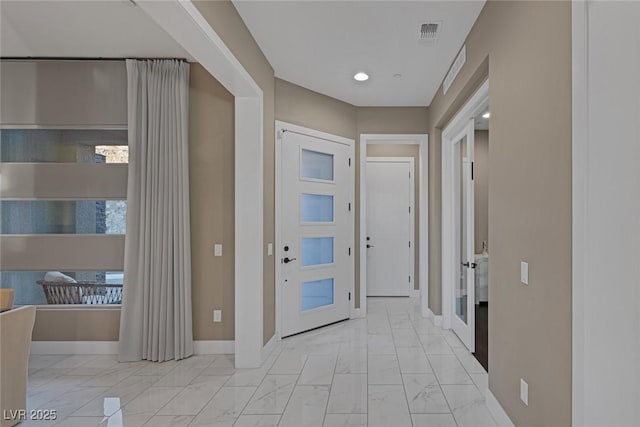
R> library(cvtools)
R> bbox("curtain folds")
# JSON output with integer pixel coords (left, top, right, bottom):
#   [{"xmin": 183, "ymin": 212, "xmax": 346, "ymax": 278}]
[{"xmin": 119, "ymin": 59, "xmax": 193, "ymax": 362}]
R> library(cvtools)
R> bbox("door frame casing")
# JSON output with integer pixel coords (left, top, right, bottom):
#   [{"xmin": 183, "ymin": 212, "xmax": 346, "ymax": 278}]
[
  {"xmin": 274, "ymin": 121, "xmax": 355, "ymax": 340},
  {"xmin": 365, "ymin": 157, "xmax": 415, "ymax": 297},
  {"xmin": 441, "ymin": 79, "xmax": 489, "ymax": 333},
  {"xmin": 359, "ymin": 134, "xmax": 429, "ymax": 317}
]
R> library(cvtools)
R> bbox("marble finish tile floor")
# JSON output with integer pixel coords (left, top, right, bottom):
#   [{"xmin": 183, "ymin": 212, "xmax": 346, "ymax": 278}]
[{"xmin": 24, "ymin": 297, "xmax": 495, "ymax": 426}]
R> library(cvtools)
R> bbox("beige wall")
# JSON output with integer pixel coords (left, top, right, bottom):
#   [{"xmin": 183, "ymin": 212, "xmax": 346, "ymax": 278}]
[
  {"xmin": 357, "ymin": 107, "xmax": 430, "ymax": 135},
  {"xmin": 427, "ymin": 1, "xmax": 572, "ymax": 425},
  {"xmin": 474, "ymin": 130, "xmax": 489, "ymax": 254},
  {"xmin": 193, "ymin": 1, "xmax": 276, "ymax": 345},
  {"xmin": 32, "ymin": 309, "xmax": 120, "ymax": 341},
  {"xmin": 275, "ymin": 78, "xmax": 357, "ymax": 140},
  {"xmin": 189, "ymin": 63, "xmax": 236, "ymax": 341},
  {"xmin": 366, "ymin": 144, "xmax": 420, "ymax": 290},
  {"xmin": 275, "ymin": 78, "xmax": 429, "ymax": 306}
]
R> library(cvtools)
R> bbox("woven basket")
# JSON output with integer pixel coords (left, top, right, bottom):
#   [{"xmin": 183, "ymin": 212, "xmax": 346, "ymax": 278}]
[{"xmin": 37, "ymin": 281, "xmax": 123, "ymax": 305}]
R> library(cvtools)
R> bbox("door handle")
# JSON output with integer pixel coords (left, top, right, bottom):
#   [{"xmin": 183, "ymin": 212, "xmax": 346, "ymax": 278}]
[
  {"xmin": 283, "ymin": 257, "xmax": 297, "ymax": 264},
  {"xmin": 366, "ymin": 244, "xmax": 374, "ymax": 248},
  {"xmin": 461, "ymin": 262, "xmax": 477, "ymax": 269}
]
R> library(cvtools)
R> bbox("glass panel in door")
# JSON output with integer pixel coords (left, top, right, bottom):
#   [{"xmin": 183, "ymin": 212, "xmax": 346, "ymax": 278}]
[
  {"xmin": 301, "ymin": 237, "xmax": 334, "ymax": 267},
  {"xmin": 456, "ymin": 136, "xmax": 468, "ymax": 324},
  {"xmin": 301, "ymin": 194, "xmax": 334, "ymax": 222},
  {"xmin": 301, "ymin": 149, "xmax": 334, "ymax": 181},
  {"xmin": 301, "ymin": 278, "xmax": 334, "ymax": 311}
]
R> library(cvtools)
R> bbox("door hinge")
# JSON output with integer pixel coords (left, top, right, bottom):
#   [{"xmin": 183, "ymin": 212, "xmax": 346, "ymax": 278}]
[
  {"xmin": 348, "ymin": 292, "xmax": 351, "ymax": 301},
  {"xmin": 409, "ymin": 241, "xmax": 411, "ymax": 248},
  {"xmin": 408, "ymin": 206, "xmax": 411, "ymax": 213},
  {"xmin": 409, "ymin": 171, "xmax": 411, "ymax": 179},
  {"xmin": 348, "ymin": 247, "xmax": 351, "ymax": 256},
  {"xmin": 348, "ymin": 202, "xmax": 351, "ymax": 212},
  {"xmin": 471, "ymin": 161, "xmax": 474, "ymax": 180},
  {"xmin": 409, "ymin": 275, "xmax": 411, "ymax": 283}
]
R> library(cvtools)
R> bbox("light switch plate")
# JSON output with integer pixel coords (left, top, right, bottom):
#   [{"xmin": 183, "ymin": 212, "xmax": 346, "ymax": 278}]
[
  {"xmin": 213, "ymin": 310, "xmax": 222, "ymax": 322},
  {"xmin": 214, "ymin": 244, "xmax": 223, "ymax": 257},
  {"xmin": 520, "ymin": 378, "xmax": 529, "ymax": 405},
  {"xmin": 521, "ymin": 261, "xmax": 529, "ymax": 285},
  {"xmin": 267, "ymin": 243, "xmax": 273, "ymax": 256}
]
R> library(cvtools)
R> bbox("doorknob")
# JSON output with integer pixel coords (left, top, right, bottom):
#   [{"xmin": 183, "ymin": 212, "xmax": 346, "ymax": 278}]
[
  {"xmin": 283, "ymin": 257, "xmax": 297, "ymax": 264},
  {"xmin": 366, "ymin": 244, "xmax": 374, "ymax": 249}
]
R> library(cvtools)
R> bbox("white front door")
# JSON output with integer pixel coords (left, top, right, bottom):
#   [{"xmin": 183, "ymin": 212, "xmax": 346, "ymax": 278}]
[
  {"xmin": 366, "ymin": 158, "xmax": 414, "ymax": 297},
  {"xmin": 280, "ymin": 129, "xmax": 353, "ymax": 337},
  {"xmin": 451, "ymin": 120, "xmax": 476, "ymax": 351}
]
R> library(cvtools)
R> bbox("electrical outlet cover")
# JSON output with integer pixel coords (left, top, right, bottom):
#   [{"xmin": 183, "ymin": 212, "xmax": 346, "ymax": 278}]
[
  {"xmin": 520, "ymin": 378, "xmax": 529, "ymax": 405},
  {"xmin": 520, "ymin": 261, "xmax": 529, "ymax": 285}
]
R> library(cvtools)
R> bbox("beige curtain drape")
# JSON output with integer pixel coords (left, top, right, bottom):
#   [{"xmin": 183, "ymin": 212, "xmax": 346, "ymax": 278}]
[{"xmin": 119, "ymin": 59, "xmax": 193, "ymax": 362}]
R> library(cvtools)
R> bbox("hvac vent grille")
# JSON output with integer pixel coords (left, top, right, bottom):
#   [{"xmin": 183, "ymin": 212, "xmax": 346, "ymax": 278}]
[
  {"xmin": 443, "ymin": 45, "xmax": 466, "ymax": 95},
  {"xmin": 420, "ymin": 22, "xmax": 440, "ymax": 41}
]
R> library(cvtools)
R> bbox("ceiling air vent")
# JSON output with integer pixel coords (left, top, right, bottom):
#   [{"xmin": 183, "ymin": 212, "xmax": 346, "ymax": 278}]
[{"xmin": 420, "ymin": 22, "xmax": 441, "ymax": 41}]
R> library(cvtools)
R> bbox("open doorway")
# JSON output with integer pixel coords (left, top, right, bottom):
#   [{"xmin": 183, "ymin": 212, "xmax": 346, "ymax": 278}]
[
  {"xmin": 359, "ymin": 135, "xmax": 428, "ymax": 317},
  {"xmin": 472, "ymin": 108, "xmax": 490, "ymax": 371},
  {"xmin": 442, "ymin": 80, "xmax": 489, "ymax": 369}
]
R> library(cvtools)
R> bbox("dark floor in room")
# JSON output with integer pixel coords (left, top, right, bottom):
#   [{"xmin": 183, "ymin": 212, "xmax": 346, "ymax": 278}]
[{"xmin": 474, "ymin": 302, "xmax": 488, "ymax": 372}]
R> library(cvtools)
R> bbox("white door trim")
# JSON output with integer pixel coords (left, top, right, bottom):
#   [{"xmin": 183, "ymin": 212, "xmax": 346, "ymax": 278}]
[
  {"xmin": 365, "ymin": 157, "xmax": 415, "ymax": 297},
  {"xmin": 275, "ymin": 121, "xmax": 355, "ymax": 340},
  {"xmin": 571, "ymin": 2, "xmax": 640, "ymax": 425},
  {"xmin": 359, "ymin": 134, "xmax": 429, "ymax": 317},
  {"xmin": 441, "ymin": 80, "xmax": 489, "ymax": 331},
  {"xmin": 137, "ymin": 1, "xmax": 264, "ymax": 368}
]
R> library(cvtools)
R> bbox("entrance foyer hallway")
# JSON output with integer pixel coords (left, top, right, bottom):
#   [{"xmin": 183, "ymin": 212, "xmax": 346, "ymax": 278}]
[{"xmin": 24, "ymin": 298, "xmax": 495, "ymax": 427}]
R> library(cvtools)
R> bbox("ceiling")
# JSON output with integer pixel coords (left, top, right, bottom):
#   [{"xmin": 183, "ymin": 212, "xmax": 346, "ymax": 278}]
[
  {"xmin": 0, "ymin": 0, "xmax": 193, "ymax": 60},
  {"xmin": 233, "ymin": 0, "xmax": 485, "ymax": 107}
]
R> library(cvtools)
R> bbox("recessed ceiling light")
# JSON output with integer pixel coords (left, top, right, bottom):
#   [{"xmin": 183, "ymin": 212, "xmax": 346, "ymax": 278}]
[
  {"xmin": 354, "ymin": 72, "xmax": 369, "ymax": 82},
  {"xmin": 393, "ymin": 73, "xmax": 402, "ymax": 79},
  {"xmin": 482, "ymin": 112, "xmax": 491, "ymax": 119}
]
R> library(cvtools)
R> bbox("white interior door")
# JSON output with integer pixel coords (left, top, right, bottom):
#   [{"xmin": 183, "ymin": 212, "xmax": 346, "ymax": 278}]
[
  {"xmin": 280, "ymin": 130, "xmax": 353, "ymax": 337},
  {"xmin": 452, "ymin": 121, "xmax": 476, "ymax": 351},
  {"xmin": 366, "ymin": 158, "xmax": 414, "ymax": 297}
]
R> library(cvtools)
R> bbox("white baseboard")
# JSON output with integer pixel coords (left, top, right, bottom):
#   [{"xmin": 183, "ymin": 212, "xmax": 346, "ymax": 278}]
[
  {"xmin": 32, "ymin": 340, "xmax": 235, "ymax": 355},
  {"xmin": 411, "ymin": 289, "xmax": 421, "ymax": 298},
  {"xmin": 486, "ymin": 388, "xmax": 515, "ymax": 427},
  {"xmin": 193, "ymin": 340, "xmax": 235, "ymax": 354},
  {"xmin": 351, "ymin": 308, "xmax": 365, "ymax": 318},
  {"xmin": 31, "ymin": 341, "xmax": 119, "ymax": 355},
  {"xmin": 426, "ymin": 308, "xmax": 443, "ymax": 326}
]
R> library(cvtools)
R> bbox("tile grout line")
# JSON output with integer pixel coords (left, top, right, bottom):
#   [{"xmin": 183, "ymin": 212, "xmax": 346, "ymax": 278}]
[
  {"xmin": 268, "ymin": 337, "xmax": 307, "ymax": 426},
  {"xmin": 389, "ymin": 301, "xmax": 416, "ymax": 427},
  {"xmin": 409, "ymin": 309, "xmax": 460, "ymax": 427},
  {"xmin": 318, "ymin": 351, "xmax": 338, "ymax": 427}
]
